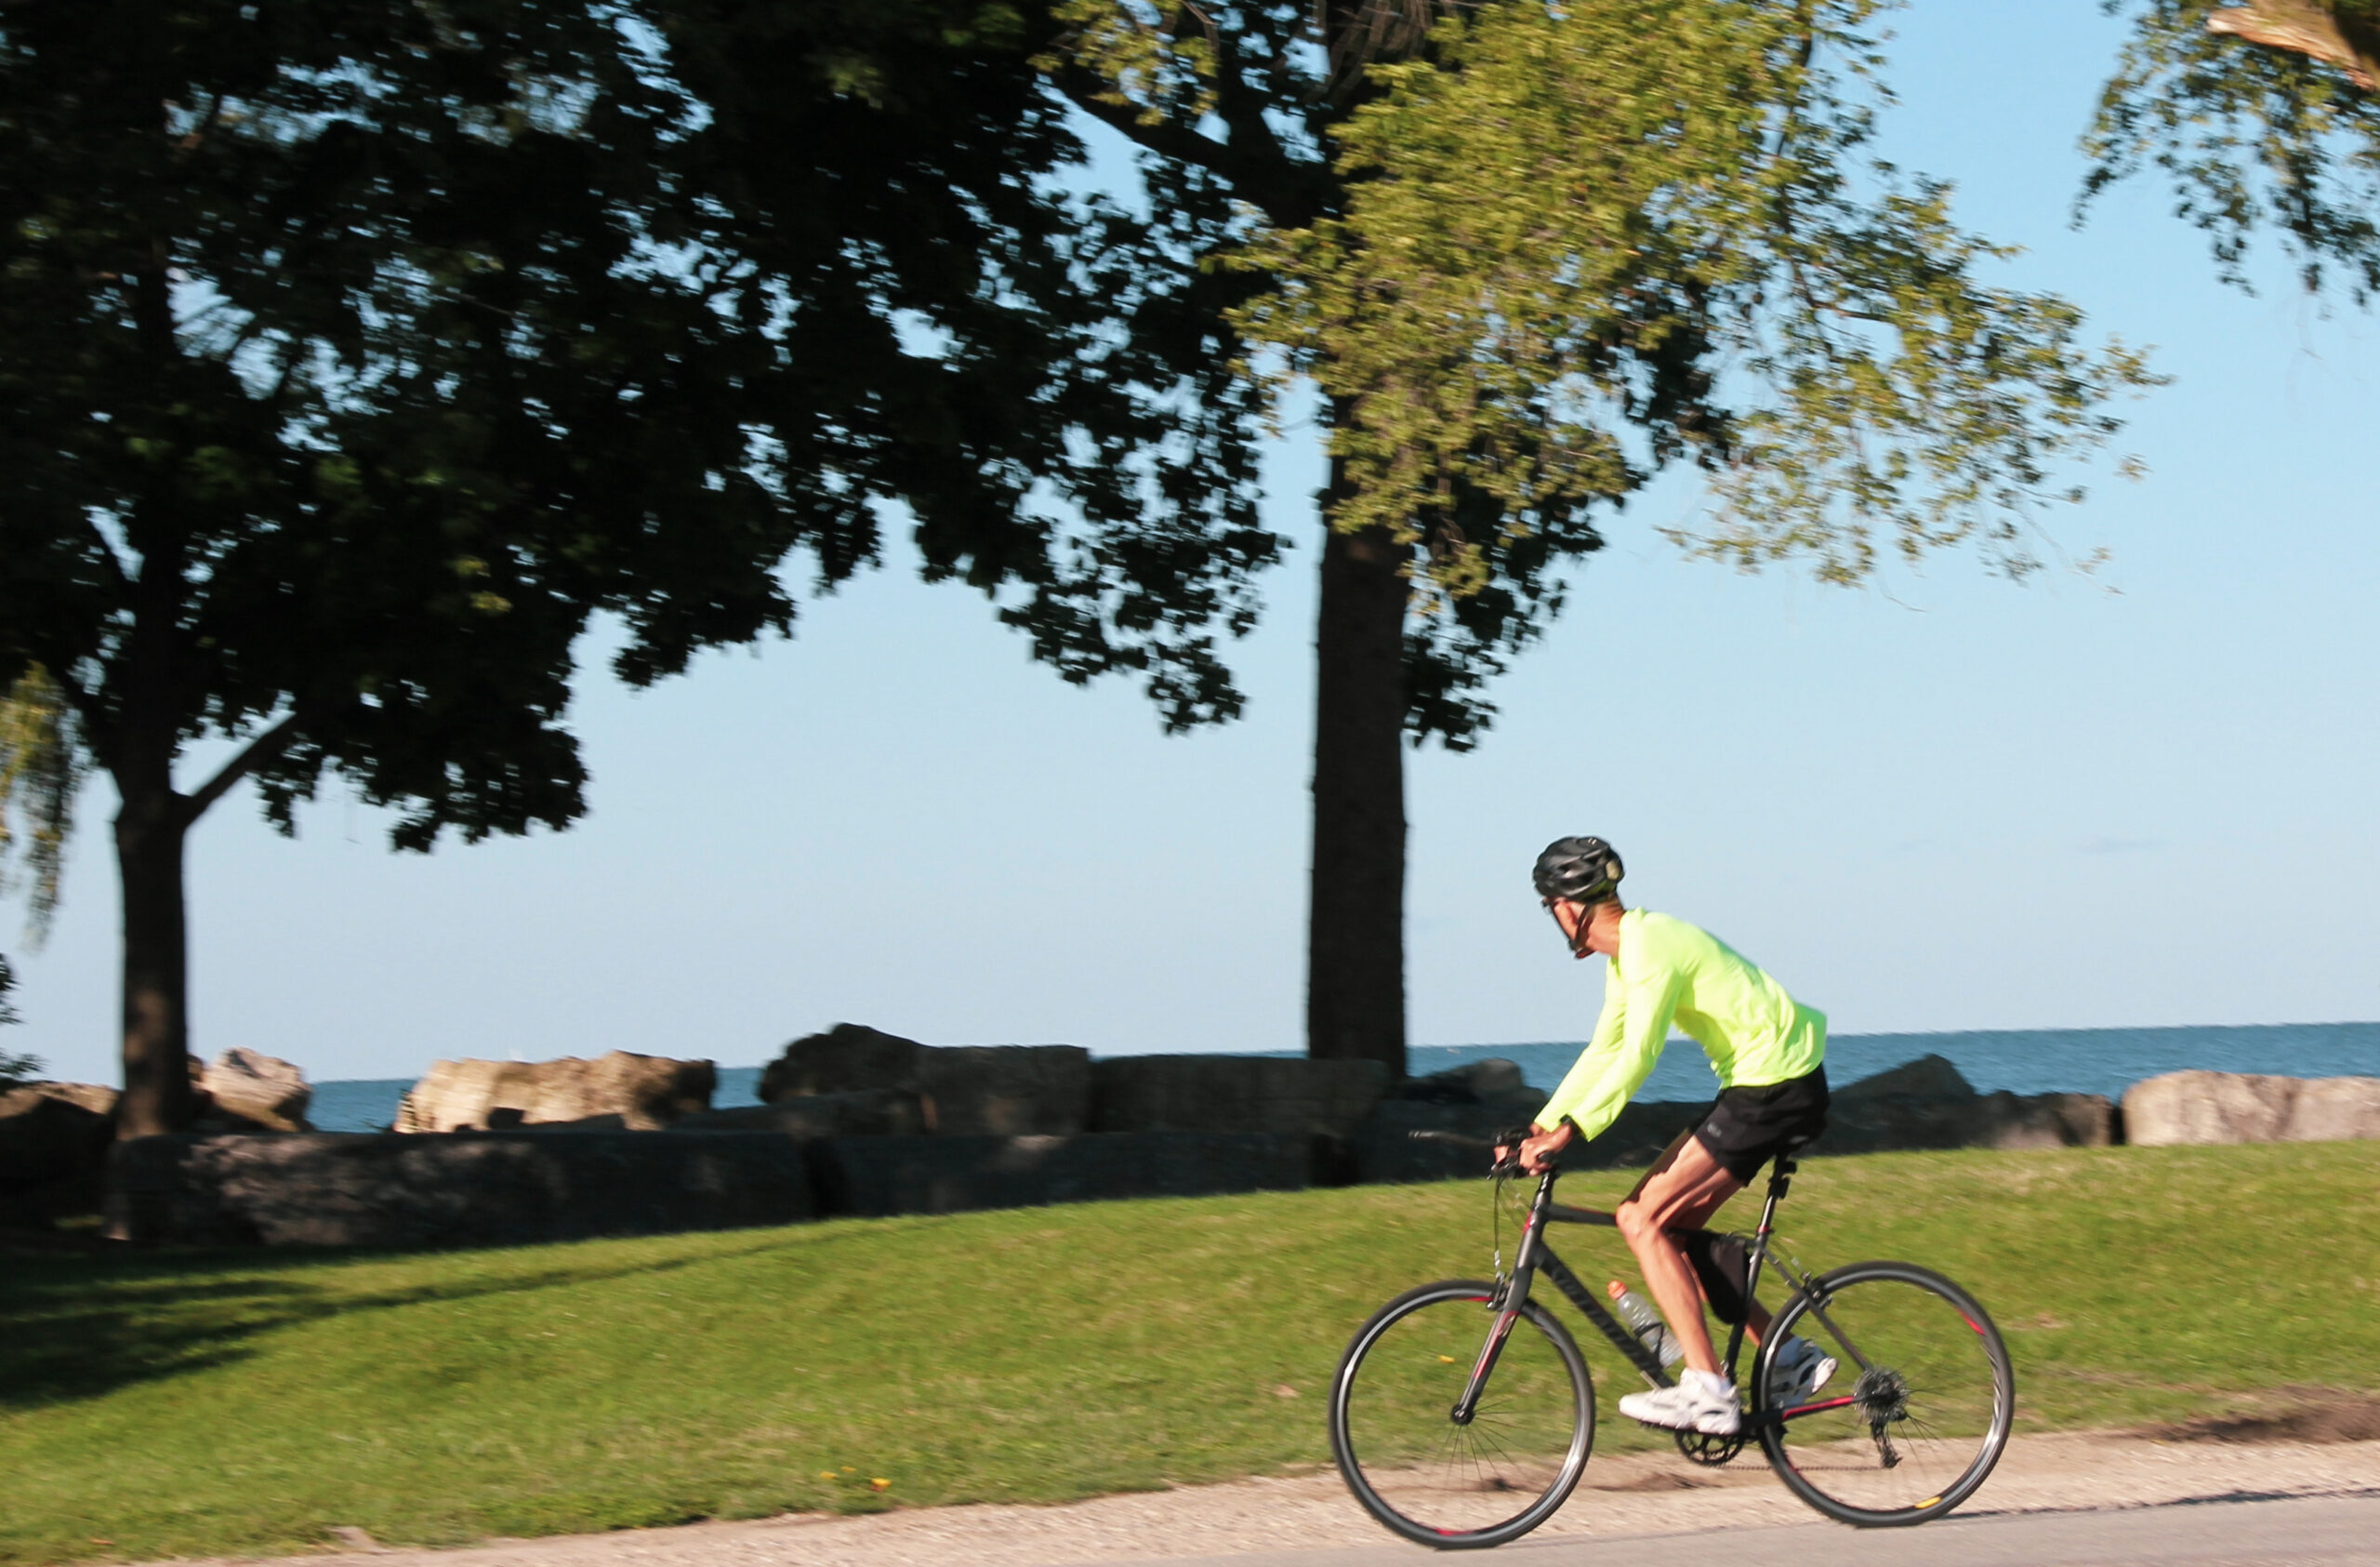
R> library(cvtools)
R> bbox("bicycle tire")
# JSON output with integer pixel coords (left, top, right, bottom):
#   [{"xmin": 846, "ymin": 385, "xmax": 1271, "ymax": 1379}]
[
  {"xmin": 1752, "ymin": 1260, "xmax": 2014, "ymax": 1527},
  {"xmin": 1329, "ymin": 1279, "xmax": 1595, "ymax": 1548}
]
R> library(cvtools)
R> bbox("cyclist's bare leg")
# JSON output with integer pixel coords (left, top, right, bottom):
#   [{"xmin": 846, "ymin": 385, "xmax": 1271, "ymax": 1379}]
[
  {"xmin": 1614, "ymin": 1135, "xmax": 1743, "ymax": 1375},
  {"xmin": 1617, "ymin": 1133, "xmax": 1789, "ymax": 1348}
]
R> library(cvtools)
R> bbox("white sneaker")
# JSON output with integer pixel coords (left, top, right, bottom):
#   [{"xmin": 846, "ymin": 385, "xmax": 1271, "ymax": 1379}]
[
  {"xmin": 1618, "ymin": 1373, "xmax": 1741, "ymax": 1435},
  {"xmin": 1767, "ymin": 1334, "xmax": 1838, "ymax": 1408}
]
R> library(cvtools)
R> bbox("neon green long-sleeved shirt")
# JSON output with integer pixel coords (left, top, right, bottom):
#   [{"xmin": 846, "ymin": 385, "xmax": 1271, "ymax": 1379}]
[{"xmin": 1538, "ymin": 908, "xmax": 1825, "ymax": 1141}]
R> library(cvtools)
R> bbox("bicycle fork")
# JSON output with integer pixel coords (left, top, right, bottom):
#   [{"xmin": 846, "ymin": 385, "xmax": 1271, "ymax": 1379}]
[
  {"xmin": 1452, "ymin": 1203, "xmax": 1543, "ymax": 1425},
  {"xmin": 1452, "ymin": 1181, "xmax": 1673, "ymax": 1423}
]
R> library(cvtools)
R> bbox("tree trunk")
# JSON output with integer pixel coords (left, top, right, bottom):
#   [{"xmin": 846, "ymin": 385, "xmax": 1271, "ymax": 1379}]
[
  {"xmin": 113, "ymin": 779, "xmax": 195, "ymax": 1139},
  {"xmin": 1307, "ymin": 490, "xmax": 1410, "ymax": 1077}
]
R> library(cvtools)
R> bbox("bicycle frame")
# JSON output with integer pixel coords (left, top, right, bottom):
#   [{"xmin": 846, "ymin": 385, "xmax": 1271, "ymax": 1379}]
[{"xmin": 1455, "ymin": 1153, "xmax": 1870, "ymax": 1431}]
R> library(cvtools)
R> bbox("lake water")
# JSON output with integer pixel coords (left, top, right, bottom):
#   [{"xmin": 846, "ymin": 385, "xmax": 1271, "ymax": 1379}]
[{"xmin": 304, "ymin": 1020, "xmax": 2380, "ymax": 1132}]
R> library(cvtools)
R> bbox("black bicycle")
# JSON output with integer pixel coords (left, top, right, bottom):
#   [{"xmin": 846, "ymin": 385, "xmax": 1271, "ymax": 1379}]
[{"xmin": 1328, "ymin": 1132, "xmax": 2014, "ymax": 1548}]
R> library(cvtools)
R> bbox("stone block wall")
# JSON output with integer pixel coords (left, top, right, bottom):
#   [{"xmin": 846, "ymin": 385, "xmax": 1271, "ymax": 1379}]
[
  {"xmin": 0, "ymin": 1082, "xmax": 118, "ymax": 1226},
  {"xmin": 677, "ymin": 1090, "xmax": 926, "ymax": 1138},
  {"xmin": 918, "ymin": 1046, "xmax": 1091, "ymax": 1135},
  {"xmin": 1089, "ymin": 1055, "xmax": 1388, "ymax": 1138},
  {"xmin": 109, "ymin": 1131, "xmax": 813, "ymax": 1247},
  {"xmin": 807, "ymin": 1131, "xmax": 1308, "ymax": 1219},
  {"xmin": 78, "ymin": 1046, "xmax": 2380, "ymax": 1252}
]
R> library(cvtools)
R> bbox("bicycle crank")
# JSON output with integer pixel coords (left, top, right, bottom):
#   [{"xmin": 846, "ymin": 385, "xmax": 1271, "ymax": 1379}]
[{"xmin": 1673, "ymin": 1427, "xmax": 1747, "ymax": 1467}]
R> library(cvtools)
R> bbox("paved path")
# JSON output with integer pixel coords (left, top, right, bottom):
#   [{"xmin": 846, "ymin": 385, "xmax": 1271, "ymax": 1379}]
[
  {"xmin": 218, "ymin": 1433, "xmax": 2380, "ymax": 1567},
  {"xmin": 1121, "ymin": 1494, "xmax": 2380, "ymax": 1567}
]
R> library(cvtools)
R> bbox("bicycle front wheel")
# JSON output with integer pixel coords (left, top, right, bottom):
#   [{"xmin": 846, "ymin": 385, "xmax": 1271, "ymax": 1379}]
[
  {"xmin": 1754, "ymin": 1261, "xmax": 2014, "ymax": 1526},
  {"xmin": 1329, "ymin": 1280, "xmax": 1593, "ymax": 1548}
]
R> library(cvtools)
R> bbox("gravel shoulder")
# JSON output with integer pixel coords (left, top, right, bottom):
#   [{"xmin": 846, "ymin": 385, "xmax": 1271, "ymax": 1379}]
[{"xmin": 177, "ymin": 1429, "xmax": 2380, "ymax": 1567}]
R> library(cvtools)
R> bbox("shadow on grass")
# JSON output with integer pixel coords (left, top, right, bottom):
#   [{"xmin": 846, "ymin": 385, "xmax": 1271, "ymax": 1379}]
[
  {"xmin": 2139, "ymin": 1390, "xmax": 2380, "ymax": 1445},
  {"xmin": 0, "ymin": 1229, "xmax": 813, "ymax": 1411}
]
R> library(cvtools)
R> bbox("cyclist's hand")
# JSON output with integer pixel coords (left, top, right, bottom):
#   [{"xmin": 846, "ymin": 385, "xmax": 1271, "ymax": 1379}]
[{"xmin": 1511, "ymin": 1122, "xmax": 1574, "ymax": 1174}]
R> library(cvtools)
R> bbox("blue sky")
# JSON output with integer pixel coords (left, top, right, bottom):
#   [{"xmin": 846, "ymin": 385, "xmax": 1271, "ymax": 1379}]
[{"xmin": 9, "ymin": 1, "xmax": 2377, "ymax": 1086}]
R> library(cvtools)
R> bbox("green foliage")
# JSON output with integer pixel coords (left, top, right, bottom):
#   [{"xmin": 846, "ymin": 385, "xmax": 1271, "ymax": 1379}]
[
  {"xmin": 0, "ymin": 949, "xmax": 23, "ymax": 1039},
  {"xmin": 1240, "ymin": 1, "xmax": 2162, "ymax": 591},
  {"xmin": 0, "ymin": 0, "xmax": 1278, "ymax": 870},
  {"xmin": 659, "ymin": 0, "xmax": 1280, "ymax": 724},
  {"xmin": 0, "ymin": 668, "xmax": 78, "ymax": 937},
  {"xmin": 2088, "ymin": 1, "xmax": 2380, "ymax": 303},
  {"xmin": 0, "ymin": 951, "xmax": 34, "ymax": 1069},
  {"xmin": 1051, "ymin": 1, "xmax": 2161, "ymax": 744},
  {"xmin": 0, "ymin": 1142, "xmax": 2375, "ymax": 1563}
]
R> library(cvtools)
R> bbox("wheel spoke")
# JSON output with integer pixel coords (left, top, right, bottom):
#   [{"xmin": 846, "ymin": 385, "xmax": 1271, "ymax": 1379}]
[
  {"xmin": 1330, "ymin": 1282, "xmax": 1593, "ymax": 1547},
  {"xmin": 1755, "ymin": 1264, "xmax": 2012, "ymax": 1526}
]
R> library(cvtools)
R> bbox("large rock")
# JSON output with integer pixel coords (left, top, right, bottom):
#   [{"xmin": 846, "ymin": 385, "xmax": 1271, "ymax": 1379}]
[
  {"xmin": 2290, "ymin": 1076, "xmax": 2380, "ymax": 1142},
  {"xmin": 108, "ymin": 1130, "xmax": 813, "ymax": 1247},
  {"xmin": 1968, "ymin": 1090, "xmax": 2115, "ymax": 1149},
  {"xmin": 1354, "ymin": 1096, "xmax": 1713, "ymax": 1185},
  {"xmin": 759, "ymin": 1024, "xmax": 924, "ymax": 1100},
  {"xmin": 393, "ymin": 1051, "xmax": 714, "ymax": 1133},
  {"xmin": 198, "ymin": 1048, "xmax": 312, "ymax": 1133},
  {"xmin": 1586, "ymin": 1099, "xmax": 1713, "ymax": 1166},
  {"xmin": 1361, "ymin": 1051, "xmax": 2118, "ymax": 1184},
  {"xmin": 1819, "ymin": 1054, "xmax": 1985, "ymax": 1154},
  {"xmin": 806, "ymin": 1131, "xmax": 1307, "ymax": 1219},
  {"xmin": 1353, "ymin": 1101, "xmax": 1529, "ymax": 1184},
  {"xmin": 2122, "ymin": 1070, "xmax": 2380, "ymax": 1146},
  {"xmin": 677, "ymin": 1090, "xmax": 927, "ymax": 1138},
  {"xmin": 1090, "ymin": 1055, "xmax": 1389, "ymax": 1138},
  {"xmin": 1392, "ymin": 1059, "xmax": 1545, "ymax": 1130},
  {"xmin": 1395, "ymin": 1058, "xmax": 1529, "ymax": 1105},
  {"xmin": 0, "ymin": 1082, "xmax": 118, "ymax": 1225},
  {"xmin": 1835, "ymin": 1054, "xmax": 1977, "ymax": 1102},
  {"xmin": 758, "ymin": 1028, "xmax": 1090, "ymax": 1135},
  {"xmin": 1823, "ymin": 1056, "xmax": 2111, "ymax": 1154},
  {"xmin": 1827, "ymin": 1052, "xmax": 1978, "ymax": 1146}
]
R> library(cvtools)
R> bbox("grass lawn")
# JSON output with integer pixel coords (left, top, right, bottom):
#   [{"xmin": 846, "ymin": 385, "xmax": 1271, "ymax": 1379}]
[{"xmin": 4, "ymin": 1140, "xmax": 2377, "ymax": 1564}]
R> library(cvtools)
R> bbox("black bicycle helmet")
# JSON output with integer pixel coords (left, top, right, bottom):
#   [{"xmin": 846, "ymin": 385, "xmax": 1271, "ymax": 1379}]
[{"xmin": 1533, "ymin": 836, "xmax": 1623, "ymax": 904}]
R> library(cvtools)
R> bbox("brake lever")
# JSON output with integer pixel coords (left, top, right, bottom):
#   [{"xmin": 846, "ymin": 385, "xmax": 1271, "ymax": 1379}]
[{"xmin": 1490, "ymin": 1125, "xmax": 1539, "ymax": 1180}]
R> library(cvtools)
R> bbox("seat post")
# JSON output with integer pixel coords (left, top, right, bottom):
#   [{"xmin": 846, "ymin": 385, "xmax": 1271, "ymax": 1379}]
[{"xmin": 1755, "ymin": 1154, "xmax": 1796, "ymax": 1239}]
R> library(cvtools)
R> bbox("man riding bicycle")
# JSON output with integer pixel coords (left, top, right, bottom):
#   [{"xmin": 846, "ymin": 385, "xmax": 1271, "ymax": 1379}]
[{"xmin": 1509, "ymin": 835, "xmax": 1836, "ymax": 1438}]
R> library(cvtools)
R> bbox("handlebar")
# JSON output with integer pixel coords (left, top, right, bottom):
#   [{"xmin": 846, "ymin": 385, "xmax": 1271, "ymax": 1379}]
[
  {"xmin": 1404, "ymin": 1130, "xmax": 1613, "ymax": 1219},
  {"xmin": 1406, "ymin": 1128, "xmax": 1534, "ymax": 1150},
  {"xmin": 1408, "ymin": 1126, "xmax": 1539, "ymax": 1178}
]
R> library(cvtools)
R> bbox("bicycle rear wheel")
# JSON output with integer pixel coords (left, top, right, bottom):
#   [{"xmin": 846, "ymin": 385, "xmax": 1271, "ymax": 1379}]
[
  {"xmin": 1753, "ymin": 1261, "xmax": 2013, "ymax": 1526},
  {"xmin": 1329, "ymin": 1280, "xmax": 1593, "ymax": 1548}
]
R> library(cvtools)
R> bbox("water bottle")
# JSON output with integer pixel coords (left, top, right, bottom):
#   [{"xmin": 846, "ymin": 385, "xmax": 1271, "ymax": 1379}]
[{"xmin": 1606, "ymin": 1280, "xmax": 1683, "ymax": 1368}]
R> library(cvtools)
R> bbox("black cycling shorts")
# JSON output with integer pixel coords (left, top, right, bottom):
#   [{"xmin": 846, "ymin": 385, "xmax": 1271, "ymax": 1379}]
[{"xmin": 1691, "ymin": 1066, "xmax": 1830, "ymax": 1183}]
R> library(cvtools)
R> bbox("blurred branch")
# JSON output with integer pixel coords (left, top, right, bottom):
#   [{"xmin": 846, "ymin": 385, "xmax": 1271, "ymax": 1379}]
[
  {"xmin": 2208, "ymin": 0, "xmax": 2379, "ymax": 89},
  {"xmin": 184, "ymin": 701, "xmax": 343, "ymax": 822}
]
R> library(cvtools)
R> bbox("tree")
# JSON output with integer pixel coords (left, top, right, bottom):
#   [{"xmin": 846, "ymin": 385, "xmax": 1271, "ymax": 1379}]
[
  {"xmin": 2088, "ymin": 1, "xmax": 2380, "ymax": 301},
  {"xmin": 0, "ymin": 949, "xmax": 41, "ymax": 1084},
  {"xmin": 0, "ymin": 0, "xmax": 1274, "ymax": 1136},
  {"xmin": 1048, "ymin": 0, "xmax": 2157, "ymax": 1075},
  {"xmin": 0, "ymin": 667, "xmax": 79, "ymax": 938},
  {"xmin": 0, "ymin": 666, "xmax": 71, "ymax": 1083}
]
